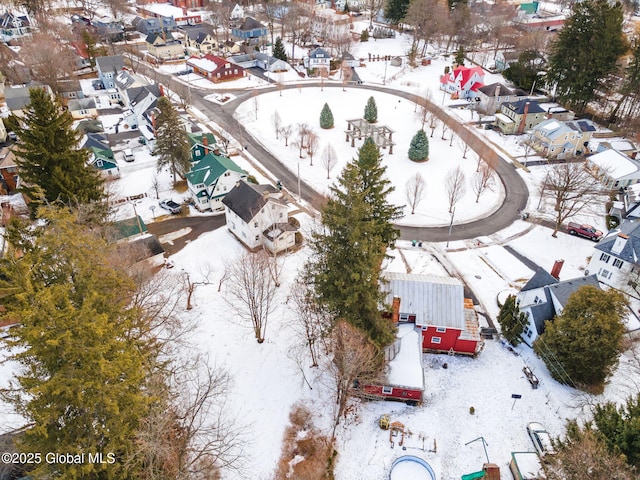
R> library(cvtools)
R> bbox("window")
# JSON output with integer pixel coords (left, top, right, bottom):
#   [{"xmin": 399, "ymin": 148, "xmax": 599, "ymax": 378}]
[
  {"xmin": 600, "ymin": 253, "xmax": 610, "ymax": 263},
  {"xmin": 431, "ymin": 337, "xmax": 441, "ymax": 344},
  {"xmin": 399, "ymin": 313, "xmax": 409, "ymax": 321},
  {"xmin": 382, "ymin": 386, "xmax": 393, "ymax": 395},
  {"xmin": 613, "ymin": 259, "xmax": 623, "ymax": 269},
  {"xmin": 436, "ymin": 327, "xmax": 446, "ymax": 333},
  {"xmin": 602, "ymin": 269, "xmax": 611, "ymax": 279}
]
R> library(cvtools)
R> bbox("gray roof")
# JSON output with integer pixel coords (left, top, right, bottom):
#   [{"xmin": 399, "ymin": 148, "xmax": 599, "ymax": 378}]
[
  {"xmin": 503, "ymin": 99, "xmax": 545, "ymax": 115},
  {"xmin": 238, "ymin": 17, "xmax": 264, "ymax": 31},
  {"xmin": 477, "ymin": 82, "xmax": 524, "ymax": 97},
  {"xmin": 222, "ymin": 180, "xmax": 282, "ymax": 222},
  {"xmin": 81, "ymin": 133, "xmax": 109, "ymax": 151},
  {"xmin": 4, "ymin": 86, "xmax": 32, "ymax": 111},
  {"xmin": 309, "ymin": 47, "xmax": 330, "ymax": 59},
  {"xmin": 548, "ymin": 274, "xmax": 600, "ymax": 308},
  {"xmin": 522, "ymin": 268, "xmax": 558, "ymax": 291},
  {"xmin": 96, "ymin": 55, "xmax": 125, "ymax": 73},
  {"xmin": 383, "ymin": 272, "xmax": 465, "ymax": 329},
  {"xmin": 68, "ymin": 97, "xmax": 96, "ymax": 110},
  {"xmin": 126, "ymin": 84, "xmax": 161, "ymax": 107},
  {"xmin": 521, "ymin": 272, "xmax": 601, "ymax": 336},
  {"xmin": 595, "ymin": 219, "xmax": 640, "ymax": 265}
]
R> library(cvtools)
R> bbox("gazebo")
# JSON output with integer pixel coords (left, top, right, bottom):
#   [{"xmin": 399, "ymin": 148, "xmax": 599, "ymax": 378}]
[{"xmin": 345, "ymin": 118, "xmax": 395, "ymax": 154}]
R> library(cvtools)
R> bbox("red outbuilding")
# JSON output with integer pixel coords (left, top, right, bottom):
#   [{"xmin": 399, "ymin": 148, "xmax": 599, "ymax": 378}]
[{"xmin": 383, "ymin": 272, "xmax": 483, "ymax": 356}]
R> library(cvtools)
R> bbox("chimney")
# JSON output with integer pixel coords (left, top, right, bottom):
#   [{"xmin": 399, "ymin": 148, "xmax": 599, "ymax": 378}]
[
  {"xmin": 611, "ymin": 233, "xmax": 628, "ymax": 255},
  {"xmin": 202, "ymin": 134, "xmax": 209, "ymax": 154},
  {"xmin": 517, "ymin": 101, "xmax": 530, "ymax": 135},
  {"xmin": 150, "ymin": 111, "xmax": 156, "ymax": 135},
  {"xmin": 494, "ymin": 84, "xmax": 501, "ymax": 99},
  {"xmin": 159, "ymin": 83, "xmax": 165, "ymax": 97},
  {"xmin": 550, "ymin": 259, "xmax": 564, "ymax": 280},
  {"xmin": 392, "ymin": 296, "xmax": 401, "ymax": 324},
  {"xmin": 482, "ymin": 464, "xmax": 500, "ymax": 480}
]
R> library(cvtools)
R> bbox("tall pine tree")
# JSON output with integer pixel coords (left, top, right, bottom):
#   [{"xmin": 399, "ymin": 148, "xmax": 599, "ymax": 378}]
[
  {"xmin": 408, "ymin": 129, "xmax": 429, "ymax": 161},
  {"xmin": 545, "ymin": 0, "xmax": 627, "ymax": 113},
  {"xmin": 154, "ymin": 96, "xmax": 191, "ymax": 185},
  {"xmin": 364, "ymin": 96, "xmax": 378, "ymax": 123},
  {"xmin": 320, "ymin": 102, "xmax": 334, "ymax": 129},
  {"xmin": 272, "ymin": 36, "xmax": 287, "ymax": 62},
  {"xmin": 0, "ymin": 207, "xmax": 153, "ymax": 479},
  {"xmin": 12, "ymin": 87, "xmax": 104, "ymax": 213},
  {"xmin": 305, "ymin": 137, "xmax": 401, "ymax": 348}
]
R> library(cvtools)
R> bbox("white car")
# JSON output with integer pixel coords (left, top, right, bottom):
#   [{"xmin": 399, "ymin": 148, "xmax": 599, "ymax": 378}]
[{"xmin": 527, "ymin": 422, "xmax": 556, "ymax": 457}]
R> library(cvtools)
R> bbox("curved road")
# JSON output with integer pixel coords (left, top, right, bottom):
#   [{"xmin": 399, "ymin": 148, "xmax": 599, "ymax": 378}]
[{"xmin": 140, "ymin": 64, "xmax": 529, "ymax": 242}]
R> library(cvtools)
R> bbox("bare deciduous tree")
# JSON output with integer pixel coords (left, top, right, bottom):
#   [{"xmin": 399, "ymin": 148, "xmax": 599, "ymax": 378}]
[
  {"xmin": 252, "ymin": 91, "xmax": 259, "ymax": 120},
  {"xmin": 290, "ymin": 282, "xmax": 331, "ymax": 368},
  {"xmin": 307, "ymin": 132, "xmax": 319, "ymax": 166},
  {"xmin": 546, "ymin": 422, "xmax": 636, "ymax": 480},
  {"xmin": 427, "ymin": 112, "xmax": 439, "ymax": 138},
  {"xmin": 542, "ymin": 162, "xmax": 605, "ymax": 237},
  {"xmin": 327, "ymin": 320, "xmax": 380, "ymax": 438},
  {"xmin": 183, "ymin": 266, "xmax": 214, "ymax": 310},
  {"xmin": 280, "ymin": 124, "xmax": 293, "ymax": 147},
  {"xmin": 133, "ymin": 356, "xmax": 245, "ymax": 480},
  {"xmin": 321, "ymin": 145, "xmax": 337, "ymax": 179},
  {"xmin": 445, "ymin": 166, "xmax": 467, "ymax": 213},
  {"xmin": 440, "ymin": 121, "xmax": 449, "ymax": 141},
  {"xmin": 272, "ymin": 111, "xmax": 282, "ymax": 139},
  {"xmin": 458, "ymin": 138, "xmax": 471, "ymax": 159},
  {"xmin": 405, "ymin": 172, "xmax": 426, "ymax": 215},
  {"xmin": 21, "ymin": 33, "xmax": 76, "ymax": 95},
  {"xmin": 472, "ymin": 162, "xmax": 496, "ymax": 203},
  {"xmin": 226, "ymin": 251, "xmax": 278, "ymax": 343}
]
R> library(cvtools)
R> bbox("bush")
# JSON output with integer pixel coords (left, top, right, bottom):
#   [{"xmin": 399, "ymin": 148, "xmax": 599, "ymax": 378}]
[{"xmin": 360, "ymin": 29, "xmax": 369, "ymax": 42}]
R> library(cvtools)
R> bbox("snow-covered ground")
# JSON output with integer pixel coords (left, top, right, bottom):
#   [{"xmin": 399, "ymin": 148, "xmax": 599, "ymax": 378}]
[{"xmin": 2, "ymin": 21, "xmax": 640, "ymax": 480}]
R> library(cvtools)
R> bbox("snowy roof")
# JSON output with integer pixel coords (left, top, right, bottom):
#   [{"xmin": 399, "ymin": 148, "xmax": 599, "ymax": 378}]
[
  {"xmin": 386, "ymin": 324, "xmax": 424, "ymax": 390},
  {"xmin": 533, "ymin": 119, "xmax": 572, "ymax": 139},
  {"xmin": 510, "ymin": 452, "xmax": 546, "ymax": 479},
  {"xmin": 588, "ymin": 149, "xmax": 640, "ymax": 180},
  {"xmin": 140, "ymin": 3, "xmax": 190, "ymax": 18},
  {"xmin": 187, "ymin": 55, "xmax": 226, "ymax": 72},
  {"xmin": 495, "ymin": 113, "xmax": 514, "ymax": 124},
  {"xmin": 383, "ymin": 272, "xmax": 465, "ymax": 330}
]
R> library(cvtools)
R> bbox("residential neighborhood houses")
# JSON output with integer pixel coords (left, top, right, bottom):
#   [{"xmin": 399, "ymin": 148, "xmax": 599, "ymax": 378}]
[{"xmin": 3, "ymin": 0, "xmax": 640, "ymax": 479}]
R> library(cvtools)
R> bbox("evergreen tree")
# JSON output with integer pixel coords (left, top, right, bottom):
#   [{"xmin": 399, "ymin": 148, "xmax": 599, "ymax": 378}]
[
  {"xmin": 273, "ymin": 36, "xmax": 287, "ymax": 62},
  {"xmin": 304, "ymin": 137, "xmax": 401, "ymax": 347},
  {"xmin": 534, "ymin": 286, "xmax": 627, "ymax": 390},
  {"xmin": 154, "ymin": 96, "xmax": 191, "ymax": 185},
  {"xmin": 320, "ymin": 102, "xmax": 334, "ymax": 129},
  {"xmin": 497, "ymin": 295, "xmax": 526, "ymax": 346},
  {"xmin": 545, "ymin": 0, "xmax": 627, "ymax": 113},
  {"xmin": 0, "ymin": 207, "xmax": 152, "ymax": 479},
  {"xmin": 454, "ymin": 46, "xmax": 465, "ymax": 66},
  {"xmin": 385, "ymin": 0, "xmax": 410, "ymax": 24},
  {"xmin": 592, "ymin": 394, "xmax": 640, "ymax": 467},
  {"xmin": 503, "ymin": 50, "xmax": 542, "ymax": 93},
  {"xmin": 12, "ymin": 87, "xmax": 104, "ymax": 213},
  {"xmin": 408, "ymin": 129, "xmax": 429, "ymax": 161},
  {"xmin": 364, "ymin": 96, "xmax": 378, "ymax": 123}
]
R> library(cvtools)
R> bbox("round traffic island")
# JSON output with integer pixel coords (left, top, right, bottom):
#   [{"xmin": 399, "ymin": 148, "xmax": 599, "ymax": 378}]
[{"xmin": 389, "ymin": 455, "xmax": 435, "ymax": 480}]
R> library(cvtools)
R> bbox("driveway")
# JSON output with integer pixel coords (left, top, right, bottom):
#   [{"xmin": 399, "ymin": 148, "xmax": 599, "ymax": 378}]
[{"xmin": 146, "ymin": 214, "xmax": 226, "ymax": 256}]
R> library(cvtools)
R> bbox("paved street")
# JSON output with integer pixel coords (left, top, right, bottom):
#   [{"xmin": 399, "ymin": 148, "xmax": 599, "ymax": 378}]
[{"xmin": 134, "ymin": 62, "xmax": 529, "ymax": 242}]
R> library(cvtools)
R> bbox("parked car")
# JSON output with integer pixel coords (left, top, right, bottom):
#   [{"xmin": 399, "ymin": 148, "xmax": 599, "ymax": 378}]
[
  {"xmin": 123, "ymin": 149, "xmax": 135, "ymax": 162},
  {"xmin": 567, "ymin": 222, "xmax": 603, "ymax": 241},
  {"xmin": 527, "ymin": 422, "xmax": 556, "ymax": 458},
  {"xmin": 159, "ymin": 199, "xmax": 182, "ymax": 214}
]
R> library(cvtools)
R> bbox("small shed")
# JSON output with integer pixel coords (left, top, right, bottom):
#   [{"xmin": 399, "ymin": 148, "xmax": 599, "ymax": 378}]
[{"xmin": 509, "ymin": 452, "xmax": 546, "ymax": 480}]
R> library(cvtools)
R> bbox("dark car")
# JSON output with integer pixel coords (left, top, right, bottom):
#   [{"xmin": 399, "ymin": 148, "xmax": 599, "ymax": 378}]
[{"xmin": 159, "ymin": 199, "xmax": 182, "ymax": 214}]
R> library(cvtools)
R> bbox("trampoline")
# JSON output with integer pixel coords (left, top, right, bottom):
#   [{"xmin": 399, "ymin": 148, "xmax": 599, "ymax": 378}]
[{"xmin": 389, "ymin": 455, "xmax": 436, "ymax": 480}]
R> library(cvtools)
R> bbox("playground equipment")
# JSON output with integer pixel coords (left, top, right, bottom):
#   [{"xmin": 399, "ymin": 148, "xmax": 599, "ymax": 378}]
[
  {"xmin": 378, "ymin": 414, "xmax": 410, "ymax": 449},
  {"xmin": 461, "ymin": 463, "xmax": 501, "ymax": 480},
  {"xmin": 389, "ymin": 455, "xmax": 435, "ymax": 480}
]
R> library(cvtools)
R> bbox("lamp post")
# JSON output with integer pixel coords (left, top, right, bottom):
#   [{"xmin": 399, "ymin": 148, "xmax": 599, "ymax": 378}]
[
  {"xmin": 446, "ymin": 207, "xmax": 456, "ymax": 248},
  {"xmin": 130, "ymin": 200, "xmax": 144, "ymax": 236}
]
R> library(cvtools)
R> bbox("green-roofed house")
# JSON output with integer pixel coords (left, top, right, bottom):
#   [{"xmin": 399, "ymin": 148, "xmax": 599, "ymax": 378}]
[
  {"xmin": 88, "ymin": 145, "xmax": 120, "ymax": 179},
  {"xmin": 188, "ymin": 131, "xmax": 218, "ymax": 162},
  {"xmin": 186, "ymin": 152, "xmax": 247, "ymax": 211}
]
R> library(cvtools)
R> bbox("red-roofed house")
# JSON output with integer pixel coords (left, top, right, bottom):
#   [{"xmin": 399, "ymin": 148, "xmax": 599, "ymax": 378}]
[
  {"xmin": 440, "ymin": 65, "xmax": 485, "ymax": 100},
  {"xmin": 186, "ymin": 54, "xmax": 245, "ymax": 83}
]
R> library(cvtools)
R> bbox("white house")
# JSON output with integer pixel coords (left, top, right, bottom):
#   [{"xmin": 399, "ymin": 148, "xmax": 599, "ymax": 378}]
[
  {"xmin": 222, "ymin": 180, "xmax": 297, "ymax": 253},
  {"xmin": 516, "ymin": 269, "xmax": 601, "ymax": 347},
  {"xmin": 439, "ymin": 65, "xmax": 485, "ymax": 99},
  {"xmin": 586, "ymin": 149, "xmax": 640, "ymax": 190},
  {"xmin": 304, "ymin": 47, "xmax": 331, "ymax": 74},
  {"xmin": 185, "ymin": 153, "xmax": 247, "ymax": 211},
  {"xmin": 230, "ymin": 3, "xmax": 244, "ymax": 20},
  {"xmin": 586, "ymin": 220, "xmax": 640, "ymax": 290}
]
